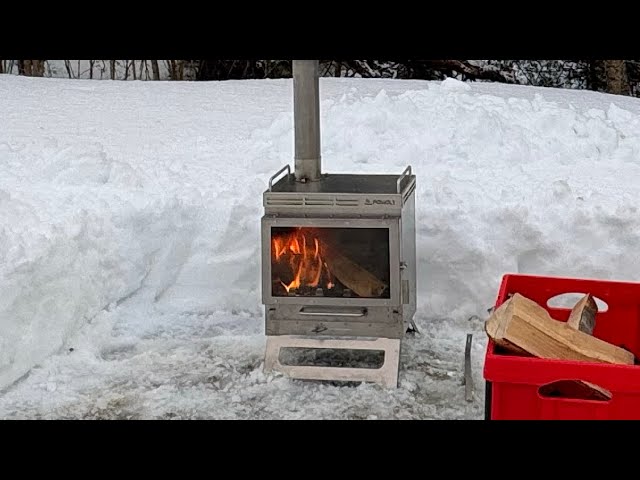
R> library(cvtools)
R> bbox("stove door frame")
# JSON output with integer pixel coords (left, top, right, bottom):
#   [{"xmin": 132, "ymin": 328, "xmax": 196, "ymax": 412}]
[{"xmin": 261, "ymin": 216, "xmax": 401, "ymax": 307}]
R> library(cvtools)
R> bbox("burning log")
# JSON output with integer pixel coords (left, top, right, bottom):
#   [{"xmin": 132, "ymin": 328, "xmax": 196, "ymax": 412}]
[
  {"xmin": 320, "ymin": 240, "xmax": 387, "ymax": 298},
  {"xmin": 272, "ymin": 230, "xmax": 324, "ymax": 293},
  {"xmin": 485, "ymin": 293, "xmax": 634, "ymax": 365}
]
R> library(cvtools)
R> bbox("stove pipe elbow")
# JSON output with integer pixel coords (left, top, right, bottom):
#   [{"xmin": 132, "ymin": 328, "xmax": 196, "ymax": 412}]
[{"xmin": 293, "ymin": 60, "xmax": 322, "ymax": 182}]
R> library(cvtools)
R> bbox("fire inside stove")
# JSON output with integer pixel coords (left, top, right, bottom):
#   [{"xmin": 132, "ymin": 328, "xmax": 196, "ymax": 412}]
[{"xmin": 271, "ymin": 227, "xmax": 390, "ymax": 298}]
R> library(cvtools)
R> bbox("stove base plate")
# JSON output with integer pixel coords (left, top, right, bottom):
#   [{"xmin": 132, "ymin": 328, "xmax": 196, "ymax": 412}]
[{"xmin": 264, "ymin": 335, "xmax": 401, "ymax": 388}]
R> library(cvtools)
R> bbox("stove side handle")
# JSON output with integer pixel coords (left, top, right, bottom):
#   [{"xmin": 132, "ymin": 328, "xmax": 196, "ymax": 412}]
[
  {"xmin": 269, "ymin": 164, "xmax": 291, "ymax": 191},
  {"xmin": 397, "ymin": 165, "xmax": 412, "ymax": 194}
]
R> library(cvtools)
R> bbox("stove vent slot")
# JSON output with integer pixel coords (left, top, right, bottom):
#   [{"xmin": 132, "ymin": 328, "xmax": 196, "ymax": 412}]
[
  {"xmin": 335, "ymin": 197, "xmax": 359, "ymax": 207},
  {"xmin": 266, "ymin": 196, "xmax": 304, "ymax": 207},
  {"xmin": 304, "ymin": 197, "xmax": 333, "ymax": 206}
]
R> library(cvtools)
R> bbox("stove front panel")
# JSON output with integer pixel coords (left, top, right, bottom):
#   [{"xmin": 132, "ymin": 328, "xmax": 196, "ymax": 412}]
[{"xmin": 261, "ymin": 216, "xmax": 408, "ymax": 339}]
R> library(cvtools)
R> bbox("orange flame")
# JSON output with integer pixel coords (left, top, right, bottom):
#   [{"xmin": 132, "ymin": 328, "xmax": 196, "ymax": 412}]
[
  {"xmin": 324, "ymin": 262, "xmax": 334, "ymax": 289},
  {"xmin": 272, "ymin": 229, "xmax": 333, "ymax": 294}
]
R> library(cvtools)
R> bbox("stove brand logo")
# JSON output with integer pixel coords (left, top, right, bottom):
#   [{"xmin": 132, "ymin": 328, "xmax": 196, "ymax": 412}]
[{"xmin": 365, "ymin": 198, "xmax": 395, "ymax": 206}]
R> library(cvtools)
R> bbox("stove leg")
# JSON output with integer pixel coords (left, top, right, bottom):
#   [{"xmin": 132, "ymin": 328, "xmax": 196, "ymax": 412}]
[
  {"xmin": 264, "ymin": 335, "xmax": 401, "ymax": 388},
  {"xmin": 406, "ymin": 320, "xmax": 420, "ymax": 335}
]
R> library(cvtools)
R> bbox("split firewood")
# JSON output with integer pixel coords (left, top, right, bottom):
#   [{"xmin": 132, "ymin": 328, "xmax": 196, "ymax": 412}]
[
  {"xmin": 562, "ymin": 294, "xmax": 614, "ymax": 398},
  {"xmin": 320, "ymin": 240, "xmax": 386, "ymax": 298},
  {"xmin": 566, "ymin": 294, "xmax": 598, "ymax": 335},
  {"xmin": 485, "ymin": 293, "xmax": 634, "ymax": 365},
  {"xmin": 488, "ymin": 292, "xmax": 622, "ymax": 402}
]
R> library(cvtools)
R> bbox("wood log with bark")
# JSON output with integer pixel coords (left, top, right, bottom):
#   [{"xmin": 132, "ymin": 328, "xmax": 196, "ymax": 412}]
[
  {"xmin": 567, "ymin": 294, "xmax": 597, "ymax": 334},
  {"xmin": 485, "ymin": 292, "xmax": 633, "ymax": 401},
  {"xmin": 485, "ymin": 293, "xmax": 634, "ymax": 365}
]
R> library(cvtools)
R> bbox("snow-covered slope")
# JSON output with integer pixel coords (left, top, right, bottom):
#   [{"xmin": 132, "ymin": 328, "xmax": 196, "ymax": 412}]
[{"xmin": 1, "ymin": 74, "xmax": 640, "ymax": 419}]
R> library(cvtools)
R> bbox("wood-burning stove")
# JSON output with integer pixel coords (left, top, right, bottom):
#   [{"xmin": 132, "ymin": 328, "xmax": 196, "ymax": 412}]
[{"xmin": 261, "ymin": 61, "xmax": 417, "ymax": 388}]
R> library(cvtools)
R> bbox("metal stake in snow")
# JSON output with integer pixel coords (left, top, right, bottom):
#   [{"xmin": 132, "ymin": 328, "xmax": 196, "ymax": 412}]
[
  {"xmin": 464, "ymin": 333, "xmax": 474, "ymax": 402},
  {"xmin": 292, "ymin": 60, "xmax": 322, "ymax": 182}
]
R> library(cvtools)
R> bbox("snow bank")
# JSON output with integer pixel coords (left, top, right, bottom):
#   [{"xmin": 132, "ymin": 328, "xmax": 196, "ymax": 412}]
[
  {"xmin": 0, "ymin": 138, "xmax": 199, "ymax": 388},
  {"xmin": 2, "ymin": 74, "xmax": 640, "ymax": 416}
]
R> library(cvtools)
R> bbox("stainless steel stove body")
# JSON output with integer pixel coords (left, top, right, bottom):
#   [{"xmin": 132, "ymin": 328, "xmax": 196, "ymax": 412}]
[
  {"xmin": 261, "ymin": 167, "xmax": 416, "ymax": 339},
  {"xmin": 259, "ymin": 60, "xmax": 417, "ymax": 387}
]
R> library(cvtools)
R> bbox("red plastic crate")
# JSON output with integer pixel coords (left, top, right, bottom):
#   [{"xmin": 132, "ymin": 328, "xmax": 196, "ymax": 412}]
[{"xmin": 483, "ymin": 273, "xmax": 640, "ymax": 420}]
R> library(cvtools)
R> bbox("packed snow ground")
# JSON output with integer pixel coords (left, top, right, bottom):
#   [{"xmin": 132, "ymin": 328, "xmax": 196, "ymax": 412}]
[{"xmin": 1, "ymin": 75, "xmax": 640, "ymax": 419}]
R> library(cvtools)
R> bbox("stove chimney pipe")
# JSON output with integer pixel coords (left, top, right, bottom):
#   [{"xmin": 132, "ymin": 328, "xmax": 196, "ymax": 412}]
[{"xmin": 293, "ymin": 60, "xmax": 322, "ymax": 182}]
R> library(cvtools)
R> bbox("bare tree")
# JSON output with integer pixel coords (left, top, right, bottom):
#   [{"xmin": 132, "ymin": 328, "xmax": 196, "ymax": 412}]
[
  {"xmin": 5, "ymin": 58, "xmax": 636, "ymax": 95},
  {"xmin": 587, "ymin": 60, "xmax": 630, "ymax": 95},
  {"xmin": 151, "ymin": 60, "xmax": 160, "ymax": 80},
  {"xmin": 97, "ymin": 60, "xmax": 107, "ymax": 79},
  {"xmin": 0, "ymin": 60, "xmax": 3, "ymax": 74},
  {"xmin": 173, "ymin": 60, "xmax": 185, "ymax": 80},
  {"xmin": 35, "ymin": 61, "xmax": 45, "ymax": 77},
  {"xmin": 17, "ymin": 60, "xmax": 44, "ymax": 77},
  {"xmin": 166, "ymin": 60, "xmax": 185, "ymax": 80},
  {"xmin": 18, "ymin": 60, "xmax": 29, "ymax": 75},
  {"xmin": 64, "ymin": 60, "xmax": 74, "ymax": 78},
  {"xmin": 604, "ymin": 60, "xmax": 630, "ymax": 95},
  {"xmin": 627, "ymin": 60, "xmax": 640, "ymax": 96}
]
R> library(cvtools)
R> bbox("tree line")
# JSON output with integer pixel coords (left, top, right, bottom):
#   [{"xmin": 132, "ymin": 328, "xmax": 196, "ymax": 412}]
[{"xmin": 1, "ymin": 60, "xmax": 638, "ymax": 97}]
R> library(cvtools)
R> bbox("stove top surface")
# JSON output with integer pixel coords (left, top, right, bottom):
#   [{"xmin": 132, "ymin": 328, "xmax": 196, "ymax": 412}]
[{"xmin": 269, "ymin": 173, "xmax": 407, "ymax": 195}]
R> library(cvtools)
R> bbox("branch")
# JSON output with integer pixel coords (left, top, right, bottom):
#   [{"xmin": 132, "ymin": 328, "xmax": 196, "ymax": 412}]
[{"xmin": 427, "ymin": 59, "xmax": 516, "ymax": 83}]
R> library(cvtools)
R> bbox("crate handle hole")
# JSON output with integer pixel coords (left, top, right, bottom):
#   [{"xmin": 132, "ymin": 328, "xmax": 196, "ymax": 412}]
[
  {"xmin": 538, "ymin": 379, "xmax": 612, "ymax": 402},
  {"xmin": 546, "ymin": 293, "xmax": 609, "ymax": 312}
]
